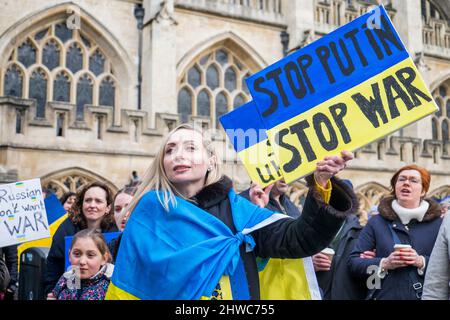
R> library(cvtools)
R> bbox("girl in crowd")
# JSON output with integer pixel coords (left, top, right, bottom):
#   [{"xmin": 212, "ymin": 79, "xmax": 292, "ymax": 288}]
[
  {"xmin": 107, "ymin": 124, "xmax": 358, "ymax": 300},
  {"xmin": 108, "ymin": 187, "xmax": 137, "ymax": 262},
  {"xmin": 60, "ymin": 192, "xmax": 76, "ymax": 212},
  {"xmin": 51, "ymin": 230, "xmax": 113, "ymax": 300},
  {"xmin": 113, "ymin": 187, "xmax": 137, "ymax": 232},
  {"xmin": 349, "ymin": 164, "xmax": 442, "ymax": 300},
  {"xmin": 45, "ymin": 182, "xmax": 118, "ymax": 296}
]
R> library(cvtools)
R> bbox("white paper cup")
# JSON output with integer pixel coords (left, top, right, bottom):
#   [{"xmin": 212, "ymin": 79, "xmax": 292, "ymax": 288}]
[
  {"xmin": 393, "ymin": 244, "xmax": 411, "ymax": 251},
  {"xmin": 321, "ymin": 248, "xmax": 335, "ymax": 262}
]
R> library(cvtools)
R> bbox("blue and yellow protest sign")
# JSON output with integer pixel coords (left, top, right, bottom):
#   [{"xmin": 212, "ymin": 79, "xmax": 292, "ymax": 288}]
[
  {"xmin": 221, "ymin": 101, "xmax": 282, "ymax": 185},
  {"xmin": 221, "ymin": 5, "xmax": 438, "ymax": 186}
]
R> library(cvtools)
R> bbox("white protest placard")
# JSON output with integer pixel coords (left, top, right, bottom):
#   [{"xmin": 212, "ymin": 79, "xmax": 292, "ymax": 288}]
[{"xmin": 0, "ymin": 179, "xmax": 50, "ymax": 247}]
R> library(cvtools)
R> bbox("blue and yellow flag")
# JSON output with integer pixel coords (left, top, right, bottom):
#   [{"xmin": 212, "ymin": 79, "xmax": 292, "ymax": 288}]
[
  {"xmin": 258, "ymin": 256, "xmax": 321, "ymax": 300},
  {"xmin": 106, "ymin": 190, "xmax": 288, "ymax": 300},
  {"xmin": 18, "ymin": 194, "xmax": 67, "ymax": 263},
  {"xmin": 221, "ymin": 5, "xmax": 438, "ymax": 187}
]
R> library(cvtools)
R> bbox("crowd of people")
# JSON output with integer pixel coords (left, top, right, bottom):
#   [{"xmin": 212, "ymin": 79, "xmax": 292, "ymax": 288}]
[{"xmin": 1, "ymin": 124, "xmax": 450, "ymax": 300}]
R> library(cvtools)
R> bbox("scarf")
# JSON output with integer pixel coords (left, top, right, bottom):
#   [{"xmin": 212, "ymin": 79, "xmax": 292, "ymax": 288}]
[{"xmin": 391, "ymin": 200, "xmax": 429, "ymax": 225}]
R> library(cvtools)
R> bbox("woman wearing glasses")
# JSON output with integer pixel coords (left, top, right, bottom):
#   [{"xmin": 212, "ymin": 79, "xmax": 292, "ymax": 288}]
[{"xmin": 348, "ymin": 165, "xmax": 442, "ymax": 300}]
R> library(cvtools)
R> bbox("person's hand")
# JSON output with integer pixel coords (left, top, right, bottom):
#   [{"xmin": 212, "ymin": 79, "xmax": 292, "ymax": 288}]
[
  {"xmin": 312, "ymin": 253, "xmax": 332, "ymax": 272},
  {"xmin": 398, "ymin": 247, "xmax": 424, "ymax": 268},
  {"xmin": 382, "ymin": 250, "xmax": 409, "ymax": 270},
  {"xmin": 314, "ymin": 150, "xmax": 354, "ymax": 188},
  {"xmin": 47, "ymin": 292, "xmax": 56, "ymax": 300},
  {"xmin": 249, "ymin": 183, "xmax": 273, "ymax": 208},
  {"xmin": 360, "ymin": 250, "xmax": 376, "ymax": 259}
]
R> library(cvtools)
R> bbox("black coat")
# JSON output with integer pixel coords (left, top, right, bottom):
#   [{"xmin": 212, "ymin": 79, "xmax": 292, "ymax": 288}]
[
  {"xmin": 0, "ymin": 252, "xmax": 10, "ymax": 292},
  {"xmin": 315, "ymin": 214, "xmax": 367, "ymax": 300},
  {"xmin": 348, "ymin": 197, "xmax": 442, "ymax": 300},
  {"xmin": 44, "ymin": 218, "xmax": 118, "ymax": 294},
  {"xmin": 0, "ymin": 245, "xmax": 18, "ymax": 293},
  {"xmin": 108, "ymin": 234, "xmax": 122, "ymax": 264},
  {"xmin": 192, "ymin": 175, "xmax": 357, "ymax": 299},
  {"xmin": 240, "ymin": 189, "xmax": 301, "ymax": 219}
]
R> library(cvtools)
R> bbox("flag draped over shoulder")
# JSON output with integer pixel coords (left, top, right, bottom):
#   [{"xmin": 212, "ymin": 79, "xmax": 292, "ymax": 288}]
[{"xmin": 106, "ymin": 189, "xmax": 287, "ymax": 300}]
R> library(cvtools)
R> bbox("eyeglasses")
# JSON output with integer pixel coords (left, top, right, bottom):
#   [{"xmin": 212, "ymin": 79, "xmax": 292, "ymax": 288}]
[{"xmin": 397, "ymin": 176, "xmax": 421, "ymax": 184}]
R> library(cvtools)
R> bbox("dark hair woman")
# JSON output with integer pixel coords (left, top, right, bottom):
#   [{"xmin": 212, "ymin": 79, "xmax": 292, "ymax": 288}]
[{"xmin": 45, "ymin": 182, "xmax": 118, "ymax": 296}]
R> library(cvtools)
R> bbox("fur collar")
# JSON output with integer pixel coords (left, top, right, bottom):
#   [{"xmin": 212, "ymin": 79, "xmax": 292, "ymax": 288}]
[
  {"xmin": 378, "ymin": 196, "xmax": 441, "ymax": 222},
  {"xmin": 191, "ymin": 175, "xmax": 233, "ymax": 209}
]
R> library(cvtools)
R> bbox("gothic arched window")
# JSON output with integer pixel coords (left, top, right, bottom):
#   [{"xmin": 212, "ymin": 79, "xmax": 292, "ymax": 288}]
[
  {"xmin": 43, "ymin": 40, "xmax": 60, "ymax": 70},
  {"xmin": 177, "ymin": 48, "xmax": 252, "ymax": 127},
  {"xmin": 177, "ymin": 87, "xmax": 192, "ymax": 123},
  {"xmin": 89, "ymin": 49, "xmax": 106, "ymax": 76},
  {"xmin": 197, "ymin": 89, "xmax": 211, "ymax": 117},
  {"xmin": 4, "ymin": 64, "xmax": 23, "ymax": 98},
  {"xmin": 18, "ymin": 39, "xmax": 37, "ymax": 68},
  {"xmin": 432, "ymin": 84, "xmax": 450, "ymax": 141},
  {"xmin": 443, "ymin": 120, "xmax": 449, "ymax": 141},
  {"xmin": 29, "ymin": 68, "xmax": 48, "ymax": 118},
  {"xmin": 2, "ymin": 21, "xmax": 118, "ymax": 123},
  {"xmin": 215, "ymin": 92, "xmax": 228, "ymax": 128},
  {"xmin": 53, "ymin": 72, "xmax": 71, "ymax": 102},
  {"xmin": 76, "ymin": 74, "xmax": 93, "ymax": 121},
  {"xmin": 432, "ymin": 117, "xmax": 439, "ymax": 140},
  {"xmin": 66, "ymin": 43, "xmax": 83, "ymax": 74},
  {"xmin": 99, "ymin": 77, "xmax": 115, "ymax": 107}
]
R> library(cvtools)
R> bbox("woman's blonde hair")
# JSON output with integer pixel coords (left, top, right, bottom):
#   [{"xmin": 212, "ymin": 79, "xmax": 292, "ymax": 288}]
[{"xmin": 124, "ymin": 124, "xmax": 223, "ymax": 215}]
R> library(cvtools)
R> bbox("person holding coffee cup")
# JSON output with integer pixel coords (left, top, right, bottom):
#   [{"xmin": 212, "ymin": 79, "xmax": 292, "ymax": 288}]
[{"xmin": 349, "ymin": 164, "xmax": 442, "ymax": 300}]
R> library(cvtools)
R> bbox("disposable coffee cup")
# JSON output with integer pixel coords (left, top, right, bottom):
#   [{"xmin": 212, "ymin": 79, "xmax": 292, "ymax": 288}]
[
  {"xmin": 393, "ymin": 244, "xmax": 411, "ymax": 251},
  {"xmin": 321, "ymin": 248, "xmax": 335, "ymax": 262}
]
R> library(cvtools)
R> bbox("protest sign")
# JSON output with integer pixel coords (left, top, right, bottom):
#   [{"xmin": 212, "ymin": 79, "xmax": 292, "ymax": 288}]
[
  {"xmin": 221, "ymin": 101, "xmax": 283, "ymax": 185},
  {"xmin": 0, "ymin": 179, "xmax": 50, "ymax": 247},
  {"xmin": 221, "ymin": 5, "xmax": 438, "ymax": 186},
  {"xmin": 17, "ymin": 193, "xmax": 67, "ymax": 265}
]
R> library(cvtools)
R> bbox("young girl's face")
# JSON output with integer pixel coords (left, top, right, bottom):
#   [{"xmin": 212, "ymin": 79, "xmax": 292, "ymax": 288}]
[
  {"xmin": 63, "ymin": 195, "xmax": 76, "ymax": 211},
  {"xmin": 69, "ymin": 237, "xmax": 107, "ymax": 279},
  {"xmin": 114, "ymin": 193, "xmax": 133, "ymax": 231},
  {"xmin": 163, "ymin": 129, "xmax": 211, "ymax": 188}
]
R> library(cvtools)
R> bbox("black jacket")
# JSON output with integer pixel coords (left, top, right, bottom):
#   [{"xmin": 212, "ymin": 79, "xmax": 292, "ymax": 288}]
[
  {"xmin": 315, "ymin": 214, "xmax": 367, "ymax": 300},
  {"xmin": 0, "ymin": 245, "xmax": 18, "ymax": 293},
  {"xmin": 108, "ymin": 234, "xmax": 123, "ymax": 264},
  {"xmin": 240, "ymin": 189, "xmax": 301, "ymax": 219},
  {"xmin": 44, "ymin": 218, "xmax": 118, "ymax": 294},
  {"xmin": 191, "ymin": 175, "xmax": 357, "ymax": 299},
  {"xmin": 0, "ymin": 251, "xmax": 10, "ymax": 292}
]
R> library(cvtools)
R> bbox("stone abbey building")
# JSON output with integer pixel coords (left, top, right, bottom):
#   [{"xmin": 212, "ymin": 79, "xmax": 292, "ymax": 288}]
[{"xmin": 0, "ymin": 0, "xmax": 449, "ymax": 221}]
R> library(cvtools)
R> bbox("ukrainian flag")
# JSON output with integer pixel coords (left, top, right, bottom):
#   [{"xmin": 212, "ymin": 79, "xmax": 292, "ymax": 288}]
[
  {"xmin": 17, "ymin": 193, "xmax": 67, "ymax": 265},
  {"xmin": 106, "ymin": 190, "xmax": 289, "ymax": 300},
  {"xmin": 257, "ymin": 257, "xmax": 321, "ymax": 300},
  {"xmin": 222, "ymin": 5, "xmax": 438, "ymax": 187}
]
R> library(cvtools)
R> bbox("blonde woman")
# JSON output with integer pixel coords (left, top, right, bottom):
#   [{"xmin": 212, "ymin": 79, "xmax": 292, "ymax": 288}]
[{"xmin": 107, "ymin": 124, "xmax": 358, "ymax": 300}]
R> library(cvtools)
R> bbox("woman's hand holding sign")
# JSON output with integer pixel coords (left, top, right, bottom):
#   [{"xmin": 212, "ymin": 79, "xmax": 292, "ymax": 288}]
[
  {"xmin": 250, "ymin": 183, "xmax": 274, "ymax": 208},
  {"xmin": 314, "ymin": 150, "xmax": 354, "ymax": 188}
]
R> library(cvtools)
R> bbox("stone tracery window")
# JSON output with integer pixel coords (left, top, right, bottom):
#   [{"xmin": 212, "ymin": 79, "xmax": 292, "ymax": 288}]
[
  {"xmin": 2, "ymin": 21, "xmax": 118, "ymax": 121},
  {"xmin": 177, "ymin": 48, "xmax": 252, "ymax": 128},
  {"xmin": 432, "ymin": 85, "xmax": 450, "ymax": 140}
]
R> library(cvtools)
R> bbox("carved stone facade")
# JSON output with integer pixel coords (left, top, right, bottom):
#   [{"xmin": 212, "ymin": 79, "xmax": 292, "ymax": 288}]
[{"xmin": 0, "ymin": 0, "xmax": 449, "ymax": 217}]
